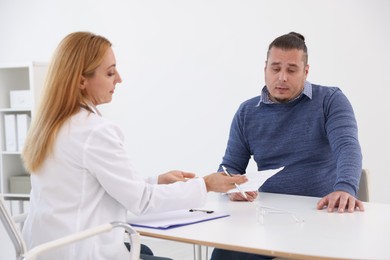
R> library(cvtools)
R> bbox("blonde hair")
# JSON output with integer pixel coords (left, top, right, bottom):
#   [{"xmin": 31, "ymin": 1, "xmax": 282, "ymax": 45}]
[{"xmin": 22, "ymin": 32, "xmax": 112, "ymax": 173}]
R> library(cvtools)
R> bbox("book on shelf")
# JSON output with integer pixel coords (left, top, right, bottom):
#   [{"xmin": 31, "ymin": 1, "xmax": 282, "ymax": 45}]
[
  {"xmin": 4, "ymin": 114, "xmax": 17, "ymax": 152},
  {"xmin": 16, "ymin": 113, "xmax": 31, "ymax": 151},
  {"xmin": 3, "ymin": 113, "xmax": 31, "ymax": 152}
]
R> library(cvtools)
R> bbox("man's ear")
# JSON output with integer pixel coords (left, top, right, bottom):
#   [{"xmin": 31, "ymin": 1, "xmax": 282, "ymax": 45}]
[
  {"xmin": 304, "ymin": 64, "xmax": 310, "ymax": 79},
  {"xmin": 80, "ymin": 76, "xmax": 87, "ymax": 90}
]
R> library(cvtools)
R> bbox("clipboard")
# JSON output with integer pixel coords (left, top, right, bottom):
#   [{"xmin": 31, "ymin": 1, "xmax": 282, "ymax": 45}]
[{"xmin": 128, "ymin": 209, "xmax": 229, "ymax": 230}]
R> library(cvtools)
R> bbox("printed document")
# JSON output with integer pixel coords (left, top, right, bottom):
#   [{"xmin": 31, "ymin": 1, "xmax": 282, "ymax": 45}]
[{"xmin": 227, "ymin": 166, "xmax": 284, "ymax": 193}]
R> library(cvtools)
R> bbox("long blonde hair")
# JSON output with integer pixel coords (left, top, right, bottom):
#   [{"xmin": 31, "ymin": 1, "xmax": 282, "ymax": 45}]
[{"xmin": 22, "ymin": 32, "xmax": 112, "ymax": 173}]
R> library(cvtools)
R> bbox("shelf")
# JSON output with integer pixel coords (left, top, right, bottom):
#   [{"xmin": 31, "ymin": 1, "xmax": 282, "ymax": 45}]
[
  {"xmin": 2, "ymin": 193, "xmax": 30, "ymax": 200},
  {"xmin": 1, "ymin": 151, "xmax": 22, "ymax": 155},
  {"xmin": 0, "ymin": 61, "xmax": 47, "ymax": 69},
  {"xmin": 0, "ymin": 108, "xmax": 31, "ymax": 112},
  {"xmin": 0, "ymin": 62, "xmax": 48, "ymax": 198}
]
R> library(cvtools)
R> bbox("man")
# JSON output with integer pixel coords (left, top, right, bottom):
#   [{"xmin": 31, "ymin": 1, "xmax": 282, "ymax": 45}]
[{"xmin": 211, "ymin": 32, "xmax": 364, "ymax": 260}]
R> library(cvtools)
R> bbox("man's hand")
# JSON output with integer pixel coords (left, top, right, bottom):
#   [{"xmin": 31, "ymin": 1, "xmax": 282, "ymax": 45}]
[
  {"xmin": 317, "ymin": 191, "xmax": 365, "ymax": 213},
  {"xmin": 228, "ymin": 191, "xmax": 258, "ymax": 202}
]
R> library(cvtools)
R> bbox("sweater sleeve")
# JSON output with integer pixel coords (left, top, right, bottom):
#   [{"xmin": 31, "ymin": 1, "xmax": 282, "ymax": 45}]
[
  {"xmin": 220, "ymin": 103, "xmax": 252, "ymax": 174},
  {"xmin": 324, "ymin": 88, "xmax": 362, "ymax": 196}
]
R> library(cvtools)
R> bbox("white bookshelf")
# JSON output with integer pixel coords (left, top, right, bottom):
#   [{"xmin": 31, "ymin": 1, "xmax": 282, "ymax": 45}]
[{"xmin": 0, "ymin": 62, "xmax": 48, "ymax": 199}]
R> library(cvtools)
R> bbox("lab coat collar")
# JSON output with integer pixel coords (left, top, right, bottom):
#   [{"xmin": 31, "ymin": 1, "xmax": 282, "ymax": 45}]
[{"xmin": 85, "ymin": 100, "xmax": 102, "ymax": 116}]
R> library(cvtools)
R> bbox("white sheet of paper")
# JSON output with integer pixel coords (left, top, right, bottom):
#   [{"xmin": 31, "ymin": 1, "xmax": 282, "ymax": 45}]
[{"xmin": 227, "ymin": 166, "xmax": 284, "ymax": 193}]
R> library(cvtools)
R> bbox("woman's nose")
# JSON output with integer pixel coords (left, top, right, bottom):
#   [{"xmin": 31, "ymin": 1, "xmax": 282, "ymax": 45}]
[{"xmin": 116, "ymin": 72, "xmax": 122, "ymax": 83}]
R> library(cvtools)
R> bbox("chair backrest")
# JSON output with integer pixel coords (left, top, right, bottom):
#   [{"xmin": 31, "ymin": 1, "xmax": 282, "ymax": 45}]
[
  {"xmin": 357, "ymin": 169, "xmax": 370, "ymax": 202},
  {"xmin": 1, "ymin": 197, "xmax": 141, "ymax": 260},
  {"xmin": 0, "ymin": 197, "xmax": 27, "ymax": 259}
]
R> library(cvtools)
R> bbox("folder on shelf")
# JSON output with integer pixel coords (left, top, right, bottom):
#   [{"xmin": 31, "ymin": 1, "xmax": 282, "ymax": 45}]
[
  {"xmin": 16, "ymin": 113, "xmax": 31, "ymax": 151},
  {"xmin": 4, "ymin": 114, "xmax": 18, "ymax": 152},
  {"xmin": 128, "ymin": 209, "xmax": 229, "ymax": 230}
]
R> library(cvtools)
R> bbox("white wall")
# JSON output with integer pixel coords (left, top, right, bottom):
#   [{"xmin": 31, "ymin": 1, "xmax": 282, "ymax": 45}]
[{"xmin": 0, "ymin": 0, "xmax": 389, "ymax": 203}]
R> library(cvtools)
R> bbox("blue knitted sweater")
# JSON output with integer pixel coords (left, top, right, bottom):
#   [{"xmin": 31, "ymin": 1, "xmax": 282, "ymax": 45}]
[{"xmin": 220, "ymin": 83, "xmax": 362, "ymax": 197}]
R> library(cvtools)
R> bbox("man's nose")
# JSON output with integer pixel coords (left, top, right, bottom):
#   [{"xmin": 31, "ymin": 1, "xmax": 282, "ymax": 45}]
[{"xmin": 278, "ymin": 72, "xmax": 287, "ymax": 82}]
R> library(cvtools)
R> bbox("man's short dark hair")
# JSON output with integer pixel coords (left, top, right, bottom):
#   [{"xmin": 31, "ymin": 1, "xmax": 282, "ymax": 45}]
[{"xmin": 267, "ymin": 32, "xmax": 308, "ymax": 65}]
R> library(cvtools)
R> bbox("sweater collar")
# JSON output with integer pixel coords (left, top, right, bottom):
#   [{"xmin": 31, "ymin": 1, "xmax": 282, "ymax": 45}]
[{"xmin": 257, "ymin": 81, "xmax": 312, "ymax": 106}]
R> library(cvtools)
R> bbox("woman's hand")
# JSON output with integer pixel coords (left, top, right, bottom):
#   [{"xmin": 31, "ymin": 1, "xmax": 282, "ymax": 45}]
[
  {"xmin": 203, "ymin": 172, "xmax": 248, "ymax": 193},
  {"xmin": 158, "ymin": 170, "xmax": 196, "ymax": 184}
]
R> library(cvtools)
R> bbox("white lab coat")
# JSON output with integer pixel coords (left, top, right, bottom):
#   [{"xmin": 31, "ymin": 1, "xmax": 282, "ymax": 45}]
[{"xmin": 22, "ymin": 107, "xmax": 207, "ymax": 259}]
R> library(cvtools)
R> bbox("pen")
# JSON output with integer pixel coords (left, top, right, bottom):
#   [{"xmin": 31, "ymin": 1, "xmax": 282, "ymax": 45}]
[
  {"xmin": 189, "ymin": 209, "xmax": 214, "ymax": 214},
  {"xmin": 221, "ymin": 165, "xmax": 248, "ymax": 200}
]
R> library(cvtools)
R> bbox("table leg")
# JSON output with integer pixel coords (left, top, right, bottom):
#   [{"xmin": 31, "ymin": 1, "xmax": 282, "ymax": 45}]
[{"xmin": 193, "ymin": 244, "xmax": 203, "ymax": 260}]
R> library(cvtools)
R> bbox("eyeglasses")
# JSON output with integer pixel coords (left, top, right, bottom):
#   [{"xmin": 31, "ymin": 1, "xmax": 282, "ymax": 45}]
[{"xmin": 255, "ymin": 205, "xmax": 304, "ymax": 225}]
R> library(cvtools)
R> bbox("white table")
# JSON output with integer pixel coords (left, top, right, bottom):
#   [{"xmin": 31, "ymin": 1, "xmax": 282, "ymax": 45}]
[{"xmin": 133, "ymin": 192, "xmax": 390, "ymax": 259}]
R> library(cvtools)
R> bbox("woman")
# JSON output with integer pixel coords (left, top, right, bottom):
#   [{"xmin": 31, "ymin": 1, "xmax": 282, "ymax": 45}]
[{"xmin": 21, "ymin": 31, "xmax": 246, "ymax": 260}]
